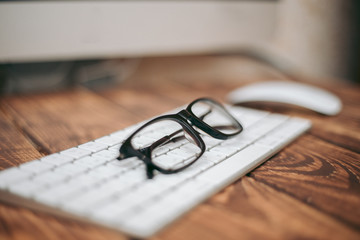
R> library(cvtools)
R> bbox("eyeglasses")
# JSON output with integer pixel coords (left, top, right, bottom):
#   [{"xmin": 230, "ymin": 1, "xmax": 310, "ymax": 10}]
[{"xmin": 117, "ymin": 98, "xmax": 243, "ymax": 179}]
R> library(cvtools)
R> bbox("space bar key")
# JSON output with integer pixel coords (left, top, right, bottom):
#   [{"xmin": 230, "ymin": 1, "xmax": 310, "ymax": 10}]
[{"xmin": 197, "ymin": 144, "xmax": 273, "ymax": 187}]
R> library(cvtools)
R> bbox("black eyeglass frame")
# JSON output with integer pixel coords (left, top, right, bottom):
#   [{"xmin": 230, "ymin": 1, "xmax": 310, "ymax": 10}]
[{"xmin": 118, "ymin": 98, "xmax": 243, "ymax": 179}]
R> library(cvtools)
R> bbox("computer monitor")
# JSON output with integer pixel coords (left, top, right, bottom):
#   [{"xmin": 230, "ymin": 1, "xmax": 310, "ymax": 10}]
[{"xmin": 0, "ymin": 1, "xmax": 277, "ymax": 63}]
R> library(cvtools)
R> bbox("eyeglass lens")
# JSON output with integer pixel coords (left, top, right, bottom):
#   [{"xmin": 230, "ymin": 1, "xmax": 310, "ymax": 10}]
[
  {"xmin": 190, "ymin": 100, "xmax": 240, "ymax": 135},
  {"xmin": 130, "ymin": 119, "xmax": 202, "ymax": 171}
]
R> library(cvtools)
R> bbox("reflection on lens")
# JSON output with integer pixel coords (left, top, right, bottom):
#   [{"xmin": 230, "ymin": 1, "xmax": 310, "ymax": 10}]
[
  {"xmin": 190, "ymin": 100, "xmax": 241, "ymax": 135},
  {"xmin": 130, "ymin": 119, "xmax": 201, "ymax": 171}
]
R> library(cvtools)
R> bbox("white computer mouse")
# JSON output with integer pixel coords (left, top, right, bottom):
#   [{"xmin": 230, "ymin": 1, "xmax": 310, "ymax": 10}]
[{"xmin": 227, "ymin": 81, "xmax": 342, "ymax": 116}]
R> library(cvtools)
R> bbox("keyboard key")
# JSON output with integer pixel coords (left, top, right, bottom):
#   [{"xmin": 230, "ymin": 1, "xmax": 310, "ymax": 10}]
[
  {"xmin": 0, "ymin": 167, "xmax": 33, "ymax": 188},
  {"xmin": 66, "ymin": 174, "xmax": 102, "ymax": 189},
  {"xmin": 32, "ymin": 171, "xmax": 68, "ymax": 185},
  {"xmin": 271, "ymin": 118, "xmax": 311, "ymax": 139},
  {"xmin": 19, "ymin": 160, "xmax": 54, "ymax": 174},
  {"xmin": 92, "ymin": 149, "xmax": 118, "ymax": 161},
  {"xmin": 73, "ymin": 156, "xmax": 107, "ymax": 169},
  {"xmin": 152, "ymin": 173, "xmax": 188, "ymax": 188},
  {"xmin": 209, "ymin": 144, "xmax": 239, "ymax": 157},
  {"xmin": 34, "ymin": 182, "xmax": 84, "ymax": 205},
  {"xmin": 167, "ymin": 144, "xmax": 198, "ymax": 159},
  {"xmin": 53, "ymin": 163, "xmax": 89, "ymax": 177},
  {"xmin": 87, "ymin": 165, "xmax": 123, "ymax": 181},
  {"xmin": 123, "ymin": 179, "xmax": 215, "ymax": 237},
  {"xmin": 180, "ymin": 158, "xmax": 215, "ymax": 177},
  {"xmin": 78, "ymin": 141, "xmax": 108, "ymax": 152},
  {"xmin": 60, "ymin": 147, "xmax": 91, "ymax": 159},
  {"xmin": 108, "ymin": 145, "xmax": 121, "ymax": 153},
  {"xmin": 256, "ymin": 135, "xmax": 285, "ymax": 149},
  {"xmin": 152, "ymin": 154, "xmax": 185, "ymax": 169},
  {"xmin": 89, "ymin": 197, "xmax": 138, "ymax": 226},
  {"xmin": 8, "ymin": 180, "xmax": 46, "ymax": 198},
  {"xmin": 40, "ymin": 153, "xmax": 74, "ymax": 166},
  {"xmin": 201, "ymin": 150, "xmax": 227, "ymax": 164},
  {"xmin": 62, "ymin": 189, "xmax": 113, "ymax": 215},
  {"xmin": 198, "ymin": 144, "xmax": 273, "ymax": 186},
  {"xmin": 231, "ymin": 108, "xmax": 268, "ymax": 128},
  {"xmin": 107, "ymin": 158, "xmax": 142, "ymax": 171},
  {"xmin": 95, "ymin": 135, "xmax": 124, "ymax": 146},
  {"xmin": 245, "ymin": 114, "xmax": 288, "ymax": 138},
  {"xmin": 201, "ymin": 135, "xmax": 222, "ymax": 149},
  {"xmin": 220, "ymin": 137, "xmax": 248, "ymax": 151}
]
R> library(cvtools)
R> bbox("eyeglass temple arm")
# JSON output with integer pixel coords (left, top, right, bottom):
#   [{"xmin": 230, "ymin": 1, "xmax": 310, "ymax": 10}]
[
  {"xmin": 148, "ymin": 128, "xmax": 183, "ymax": 150},
  {"xmin": 198, "ymin": 109, "xmax": 212, "ymax": 121}
]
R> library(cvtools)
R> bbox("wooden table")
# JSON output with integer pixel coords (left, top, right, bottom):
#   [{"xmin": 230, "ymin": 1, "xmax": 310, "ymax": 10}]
[{"xmin": 0, "ymin": 56, "xmax": 359, "ymax": 240}]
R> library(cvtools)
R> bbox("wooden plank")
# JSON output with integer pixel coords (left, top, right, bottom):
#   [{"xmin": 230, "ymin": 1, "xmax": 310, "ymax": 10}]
[
  {"xmin": 155, "ymin": 178, "xmax": 359, "ymax": 240},
  {"xmin": 308, "ymin": 84, "xmax": 360, "ymax": 152},
  {"xmin": 97, "ymin": 81, "xmax": 240, "ymax": 120},
  {"xmin": 248, "ymin": 135, "xmax": 360, "ymax": 230},
  {"xmin": 0, "ymin": 103, "xmax": 42, "ymax": 169},
  {"xmin": 2, "ymin": 88, "xmax": 142, "ymax": 154},
  {"xmin": 97, "ymin": 85, "xmax": 183, "ymax": 119},
  {"xmin": 0, "ymin": 204, "xmax": 126, "ymax": 240}
]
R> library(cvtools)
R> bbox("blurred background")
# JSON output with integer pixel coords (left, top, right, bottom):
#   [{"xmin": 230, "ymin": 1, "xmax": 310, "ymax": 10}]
[{"xmin": 0, "ymin": 0, "xmax": 359, "ymax": 94}]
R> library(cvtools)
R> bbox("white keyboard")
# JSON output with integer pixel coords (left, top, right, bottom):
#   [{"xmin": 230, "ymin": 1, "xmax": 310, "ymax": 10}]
[{"xmin": 0, "ymin": 106, "xmax": 311, "ymax": 238}]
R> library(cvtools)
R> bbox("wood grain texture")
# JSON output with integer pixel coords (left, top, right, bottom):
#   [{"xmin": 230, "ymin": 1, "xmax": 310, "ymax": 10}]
[
  {"xmin": 155, "ymin": 178, "xmax": 359, "ymax": 240},
  {"xmin": 98, "ymin": 80, "xmax": 240, "ymax": 120},
  {"xmin": 0, "ymin": 102, "xmax": 42, "ymax": 169},
  {"xmin": 308, "ymin": 84, "xmax": 360, "ymax": 153},
  {"xmin": 0, "ymin": 204, "xmax": 126, "ymax": 240},
  {"xmin": 249, "ymin": 135, "xmax": 360, "ymax": 230},
  {"xmin": 97, "ymin": 85, "xmax": 183, "ymax": 120},
  {"xmin": 0, "ymin": 57, "xmax": 359, "ymax": 240},
  {"xmin": 2, "ymin": 88, "xmax": 142, "ymax": 154}
]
